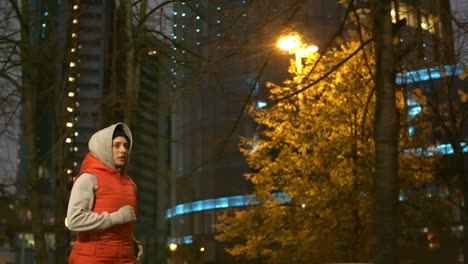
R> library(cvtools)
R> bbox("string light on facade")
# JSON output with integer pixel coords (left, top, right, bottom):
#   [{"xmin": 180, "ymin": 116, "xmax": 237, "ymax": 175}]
[{"xmin": 63, "ymin": 0, "xmax": 81, "ymax": 177}]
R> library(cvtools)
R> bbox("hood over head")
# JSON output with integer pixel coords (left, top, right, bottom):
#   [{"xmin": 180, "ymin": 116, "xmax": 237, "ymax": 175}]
[{"xmin": 88, "ymin": 122, "xmax": 133, "ymax": 170}]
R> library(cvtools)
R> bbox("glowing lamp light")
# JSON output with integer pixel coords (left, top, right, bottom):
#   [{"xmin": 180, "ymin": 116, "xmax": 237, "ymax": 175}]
[
  {"xmin": 277, "ymin": 34, "xmax": 318, "ymax": 74},
  {"xmin": 277, "ymin": 35, "xmax": 301, "ymax": 51},
  {"xmin": 169, "ymin": 243, "xmax": 177, "ymax": 251},
  {"xmin": 297, "ymin": 45, "xmax": 319, "ymax": 56}
]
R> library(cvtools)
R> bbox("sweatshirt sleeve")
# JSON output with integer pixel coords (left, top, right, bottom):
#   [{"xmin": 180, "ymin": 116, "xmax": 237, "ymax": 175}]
[{"xmin": 66, "ymin": 173, "xmax": 114, "ymax": 232}]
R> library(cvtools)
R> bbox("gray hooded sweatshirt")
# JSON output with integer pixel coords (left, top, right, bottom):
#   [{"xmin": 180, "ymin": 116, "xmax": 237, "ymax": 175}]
[{"xmin": 66, "ymin": 122, "xmax": 133, "ymax": 232}]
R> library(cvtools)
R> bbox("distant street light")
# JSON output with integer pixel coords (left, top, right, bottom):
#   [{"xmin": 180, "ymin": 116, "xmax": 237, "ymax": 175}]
[
  {"xmin": 169, "ymin": 243, "xmax": 178, "ymax": 251},
  {"xmin": 277, "ymin": 34, "xmax": 318, "ymax": 74}
]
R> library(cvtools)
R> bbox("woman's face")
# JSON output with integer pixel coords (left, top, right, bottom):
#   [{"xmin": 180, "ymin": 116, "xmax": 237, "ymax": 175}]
[{"xmin": 112, "ymin": 136, "xmax": 129, "ymax": 169}]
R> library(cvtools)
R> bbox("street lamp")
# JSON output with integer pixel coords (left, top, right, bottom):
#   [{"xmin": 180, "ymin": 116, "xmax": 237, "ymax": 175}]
[
  {"xmin": 169, "ymin": 243, "xmax": 178, "ymax": 251},
  {"xmin": 277, "ymin": 34, "xmax": 318, "ymax": 74}
]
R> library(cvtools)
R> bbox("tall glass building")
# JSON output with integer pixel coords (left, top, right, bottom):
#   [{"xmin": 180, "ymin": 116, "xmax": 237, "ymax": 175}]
[
  {"xmin": 167, "ymin": 1, "xmax": 342, "ymax": 263},
  {"xmin": 13, "ymin": 0, "xmax": 172, "ymax": 263}
]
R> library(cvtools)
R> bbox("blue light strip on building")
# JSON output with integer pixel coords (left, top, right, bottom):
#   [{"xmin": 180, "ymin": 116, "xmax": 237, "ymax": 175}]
[
  {"xmin": 395, "ymin": 64, "xmax": 465, "ymax": 85},
  {"xmin": 404, "ymin": 143, "xmax": 468, "ymax": 156},
  {"xmin": 165, "ymin": 143, "xmax": 467, "ymax": 220},
  {"xmin": 165, "ymin": 192, "xmax": 290, "ymax": 219}
]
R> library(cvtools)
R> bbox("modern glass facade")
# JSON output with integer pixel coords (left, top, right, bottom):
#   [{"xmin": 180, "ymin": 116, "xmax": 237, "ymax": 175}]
[{"xmin": 168, "ymin": 1, "xmax": 342, "ymax": 263}]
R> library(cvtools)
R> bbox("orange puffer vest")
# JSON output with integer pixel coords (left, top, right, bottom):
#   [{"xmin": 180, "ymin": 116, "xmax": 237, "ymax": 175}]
[{"xmin": 69, "ymin": 153, "xmax": 137, "ymax": 264}]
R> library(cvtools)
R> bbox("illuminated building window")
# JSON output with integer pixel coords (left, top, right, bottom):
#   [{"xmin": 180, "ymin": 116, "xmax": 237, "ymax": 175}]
[
  {"xmin": 390, "ymin": 5, "xmax": 436, "ymax": 34},
  {"xmin": 167, "ymin": 235, "xmax": 193, "ymax": 246},
  {"xmin": 256, "ymin": 101, "xmax": 267, "ymax": 108},
  {"xmin": 395, "ymin": 64, "xmax": 464, "ymax": 84}
]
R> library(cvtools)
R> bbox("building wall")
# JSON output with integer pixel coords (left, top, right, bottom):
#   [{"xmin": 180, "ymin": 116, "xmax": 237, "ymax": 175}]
[
  {"xmin": 75, "ymin": 0, "xmax": 113, "ymax": 159},
  {"xmin": 129, "ymin": 39, "xmax": 172, "ymax": 263},
  {"xmin": 450, "ymin": 0, "xmax": 468, "ymax": 64}
]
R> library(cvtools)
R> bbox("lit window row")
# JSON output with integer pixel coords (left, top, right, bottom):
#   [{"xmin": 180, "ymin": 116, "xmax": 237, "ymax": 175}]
[
  {"xmin": 391, "ymin": 7, "xmax": 436, "ymax": 33},
  {"xmin": 403, "ymin": 143, "xmax": 468, "ymax": 156},
  {"xmin": 395, "ymin": 64, "xmax": 465, "ymax": 84},
  {"xmin": 167, "ymin": 235, "xmax": 193, "ymax": 246}
]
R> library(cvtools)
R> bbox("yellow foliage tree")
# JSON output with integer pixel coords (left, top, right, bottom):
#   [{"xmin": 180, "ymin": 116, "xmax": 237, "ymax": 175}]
[{"xmin": 215, "ymin": 36, "xmax": 440, "ymax": 263}]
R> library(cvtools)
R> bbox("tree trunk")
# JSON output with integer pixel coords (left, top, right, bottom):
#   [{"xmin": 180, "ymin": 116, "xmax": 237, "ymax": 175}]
[
  {"xmin": 132, "ymin": 0, "xmax": 148, "ymax": 125},
  {"xmin": 20, "ymin": 0, "xmax": 49, "ymax": 263},
  {"xmin": 371, "ymin": 0, "xmax": 399, "ymax": 264},
  {"xmin": 459, "ymin": 152, "xmax": 468, "ymax": 264},
  {"xmin": 54, "ymin": 137, "xmax": 69, "ymax": 264},
  {"xmin": 121, "ymin": 0, "xmax": 136, "ymax": 126}
]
